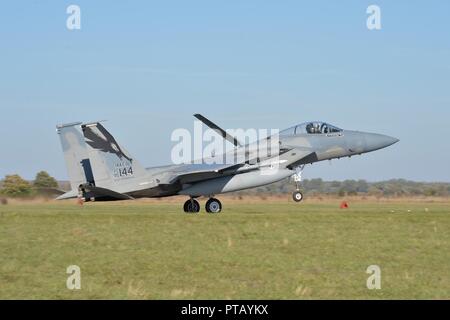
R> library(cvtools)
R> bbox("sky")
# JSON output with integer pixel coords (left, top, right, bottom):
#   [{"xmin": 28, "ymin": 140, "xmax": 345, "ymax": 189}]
[{"xmin": 0, "ymin": 1, "xmax": 449, "ymax": 182}]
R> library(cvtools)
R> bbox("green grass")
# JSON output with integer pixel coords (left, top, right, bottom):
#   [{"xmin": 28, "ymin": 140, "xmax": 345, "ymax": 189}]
[{"xmin": 0, "ymin": 200, "xmax": 449, "ymax": 299}]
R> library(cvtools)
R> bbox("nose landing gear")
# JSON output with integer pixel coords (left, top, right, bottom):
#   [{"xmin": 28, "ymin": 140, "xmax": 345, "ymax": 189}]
[{"xmin": 292, "ymin": 165, "xmax": 305, "ymax": 203}]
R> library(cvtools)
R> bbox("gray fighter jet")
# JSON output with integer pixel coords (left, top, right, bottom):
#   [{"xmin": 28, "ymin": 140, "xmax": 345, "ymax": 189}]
[{"xmin": 56, "ymin": 115, "xmax": 398, "ymax": 213}]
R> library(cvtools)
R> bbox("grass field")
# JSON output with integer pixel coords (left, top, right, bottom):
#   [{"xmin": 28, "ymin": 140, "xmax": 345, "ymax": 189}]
[{"xmin": 0, "ymin": 198, "xmax": 449, "ymax": 299}]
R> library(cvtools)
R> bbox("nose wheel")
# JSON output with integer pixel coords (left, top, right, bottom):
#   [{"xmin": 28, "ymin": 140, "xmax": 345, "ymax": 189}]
[
  {"xmin": 292, "ymin": 191, "xmax": 304, "ymax": 202},
  {"xmin": 205, "ymin": 198, "xmax": 222, "ymax": 213},
  {"xmin": 183, "ymin": 199, "xmax": 200, "ymax": 213}
]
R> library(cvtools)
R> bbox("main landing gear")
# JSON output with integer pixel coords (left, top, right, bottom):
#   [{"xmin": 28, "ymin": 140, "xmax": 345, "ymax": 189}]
[
  {"xmin": 183, "ymin": 197, "xmax": 222, "ymax": 214},
  {"xmin": 292, "ymin": 165, "xmax": 305, "ymax": 203},
  {"xmin": 183, "ymin": 198, "xmax": 200, "ymax": 213}
]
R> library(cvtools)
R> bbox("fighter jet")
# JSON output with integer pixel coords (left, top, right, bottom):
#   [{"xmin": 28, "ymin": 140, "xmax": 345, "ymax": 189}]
[{"xmin": 56, "ymin": 115, "xmax": 398, "ymax": 213}]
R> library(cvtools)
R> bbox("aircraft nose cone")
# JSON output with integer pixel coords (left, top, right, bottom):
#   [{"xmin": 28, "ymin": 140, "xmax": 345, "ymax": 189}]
[
  {"xmin": 388, "ymin": 136, "xmax": 400, "ymax": 146},
  {"xmin": 365, "ymin": 133, "xmax": 399, "ymax": 151}
]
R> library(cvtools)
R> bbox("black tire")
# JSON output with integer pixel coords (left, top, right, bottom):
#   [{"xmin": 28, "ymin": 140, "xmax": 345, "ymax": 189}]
[
  {"xmin": 292, "ymin": 191, "xmax": 304, "ymax": 203},
  {"xmin": 205, "ymin": 198, "xmax": 222, "ymax": 213},
  {"xmin": 183, "ymin": 199, "xmax": 200, "ymax": 213}
]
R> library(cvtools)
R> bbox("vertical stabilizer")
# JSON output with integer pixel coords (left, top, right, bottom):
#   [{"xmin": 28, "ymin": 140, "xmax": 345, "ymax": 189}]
[
  {"xmin": 56, "ymin": 122, "xmax": 93, "ymax": 191},
  {"xmin": 81, "ymin": 122, "xmax": 146, "ymax": 189}
]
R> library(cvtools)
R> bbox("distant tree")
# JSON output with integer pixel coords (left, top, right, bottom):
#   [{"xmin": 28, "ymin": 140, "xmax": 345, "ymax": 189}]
[
  {"xmin": 342, "ymin": 180, "xmax": 358, "ymax": 194},
  {"xmin": 368, "ymin": 186, "xmax": 383, "ymax": 197},
  {"xmin": 424, "ymin": 188, "xmax": 437, "ymax": 197},
  {"xmin": 356, "ymin": 180, "xmax": 369, "ymax": 193},
  {"xmin": 0, "ymin": 174, "xmax": 33, "ymax": 197},
  {"xmin": 331, "ymin": 181, "xmax": 341, "ymax": 188},
  {"xmin": 33, "ymin": 171, "xmax": 58, "ymax": 189},
  {"xmin": 309, "ymin": 178, "xmax": 324, "ymax": 193},
  {"xmin": 438, "ymin": 185, "xmax": 449, "ymax": 197}
]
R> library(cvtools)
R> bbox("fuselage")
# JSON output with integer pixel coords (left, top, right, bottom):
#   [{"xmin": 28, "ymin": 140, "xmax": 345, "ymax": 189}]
[
  {"xmin": 175, "ymin": 129, "xmax": 398, "ymax": 197},
  {"xmin": 56, "ymin": 119, "xmax": 398, "ymax": 204}
]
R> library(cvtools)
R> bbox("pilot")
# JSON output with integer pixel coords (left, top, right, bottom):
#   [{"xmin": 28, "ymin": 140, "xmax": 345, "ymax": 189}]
[
  {"xmin": 314, "ymin": 123, "xmax": 320, "ymax": 134},
  {"xmin": 306, "ymin": 123, "xmax": 314, "ymax": 134}
]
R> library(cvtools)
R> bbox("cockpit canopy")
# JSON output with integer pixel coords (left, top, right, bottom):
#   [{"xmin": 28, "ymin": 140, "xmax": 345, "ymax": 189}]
[{"xmin": 280, "ymin": 122, "xmax": 343, "ymax": 136}]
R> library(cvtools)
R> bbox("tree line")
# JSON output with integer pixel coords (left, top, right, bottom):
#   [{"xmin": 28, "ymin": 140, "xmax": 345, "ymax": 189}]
[
  {"xmin": 1, "ymin": 172, "xmax": 450, "ymax": 198},
  {"xmin": 0, "ymin": 172, "xmax": 58, "ymax": 197},
  {"xmin": 239, "ymin": 178, "xmax": 450, "ymax": 197}
]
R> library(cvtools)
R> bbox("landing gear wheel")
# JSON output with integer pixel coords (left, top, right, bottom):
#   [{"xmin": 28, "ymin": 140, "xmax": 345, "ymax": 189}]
[
  {"xmin": 205, "ymin": 198, "xmax": 222, "ymax": 213},
  {"xmin": 183, "ymin": 199, "xmax": 200, "ymax": 213},
  {"xmin": 293, "ymin": 191, "xmax": 304, "ymax": 203}
]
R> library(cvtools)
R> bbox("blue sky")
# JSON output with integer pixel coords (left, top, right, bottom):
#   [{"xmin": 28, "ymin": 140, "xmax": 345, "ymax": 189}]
[{"xmin": 0, "ymin": 1, "xmax": 449, "ymax": 181}]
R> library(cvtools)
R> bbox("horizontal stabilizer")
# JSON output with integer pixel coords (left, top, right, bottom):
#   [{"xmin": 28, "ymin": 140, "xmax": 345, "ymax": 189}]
[
  {"xmin": 55, "ymin": 185, "xmax": 134, "ymax": 201},
  {"xmin": 35, "ymin": 187, "xmax": 66, "ymax": 197},
  {"xmin": 55, "ymin": 189, "xmax": 79, "ymax": 200},
  {"xmin": 82, "ymin": 185, "xmax": 135, "ymax": 201}
]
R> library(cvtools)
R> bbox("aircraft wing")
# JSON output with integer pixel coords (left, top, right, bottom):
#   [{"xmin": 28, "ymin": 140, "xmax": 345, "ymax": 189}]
[
  {"xmin": 162, "ymin": 163, "xmax": 245, "ymax": 184},
  {"xmin": 157, "ymin": 147, "xmax": 317, "ymax": 185},
  {"xmin": 244, "ymin": 147, "xmax": 317, "ymax": 171}
]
